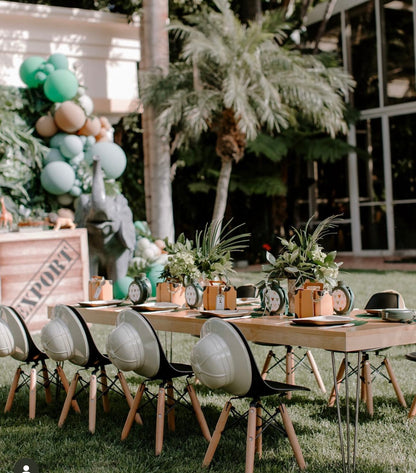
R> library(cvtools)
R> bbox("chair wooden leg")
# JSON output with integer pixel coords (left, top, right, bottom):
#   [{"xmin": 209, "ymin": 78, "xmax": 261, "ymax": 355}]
[
  {"xmin": 363, "ymin": 357, "xmax": 373, "ymax": 416},
  {"xmin": 29, "ymin": 367, "xmax": 37, "ymax": 420},
  {"xmin": 328, "ymin": 358, "xmax": 345, "ymax": 407},
  {"xmin": 155, "ymin": 384, "xmax": 166, "ymax": 456},
  {"xmin": 5, "ymin": 367, "xmax": 21, "ymax": 413},
  {"xmin": 56, "ymin": 365, "xmax": 80, "ymax": 413},
  {"xmin": 117, "ymin": 371, "xmax": 143, "ymax": 425},
  {"xmin": 286, "ymin": 347, "xmax": 295, "ymax": 400},
  {"xmin": 89, "ymin": 374, "xmax": 97, "ymax": 434},
  {"xmin": 41, "ymin": 361, "xmax": 52, "ymax": 404},
  {"xmin": 121, "ymin": 383, "xmax": 145, "ymax": 440},
  {"xmin": 58, "ymin": 372, "xmax": 80, "ymax": 428},
  {"xmin": 384, "ymin": 358, "xmax": 407, "ymax": 407},
  {"xmin": 186, "ymin": 384, "xmax": 211, "ymax": 442},
  {"xmin": 100, "ymin": 368, "xmax": 110, "ymax": 414},
  {"xmin": 261, "ymin": 350, "xmax": 274, "ymax": 380},
  {"xmin": 306, "ymin": 350, "xmax": 326, "ymax": 393},
  {"xmin": 203, "ymin": 401, "xmax": 232, "ymax": 467},
  {"xmin": 167, "ymin": 381, "xmax": 175, "ymax": 432},
  {"xmin": 360, "ymin": 356, "xmax": 367, "ymax": 402},
  {"xmin": 279, "ymin": 403, "xmax": 306, "ymax": 470},
  {"xmin": 255, "ymin": 404, "xmax": 262, "ymax": 459},
  {"xmin": 245, "ymin": 403, "xmax": 257, "ymax": 473},
  {"xmin": 408, "ymin": 396, "xmax": 416, "ymax": 419}
]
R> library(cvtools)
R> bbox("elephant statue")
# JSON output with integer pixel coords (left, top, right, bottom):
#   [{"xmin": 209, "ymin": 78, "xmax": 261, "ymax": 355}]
[{"xmin": 74, "ymin": 155, "xmax": 136, "ymax": 282}]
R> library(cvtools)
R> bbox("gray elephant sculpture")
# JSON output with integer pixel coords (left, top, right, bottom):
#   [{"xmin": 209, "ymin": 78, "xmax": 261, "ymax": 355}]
[{"xmin": 74, "ymin": 155, "xmax": 136, "ymax": 282}]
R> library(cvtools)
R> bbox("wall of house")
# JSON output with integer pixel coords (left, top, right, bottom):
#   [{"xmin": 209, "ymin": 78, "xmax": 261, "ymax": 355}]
[{"xmin": 0, "ymin": 1, "xmax": 140, "ymax": 122}]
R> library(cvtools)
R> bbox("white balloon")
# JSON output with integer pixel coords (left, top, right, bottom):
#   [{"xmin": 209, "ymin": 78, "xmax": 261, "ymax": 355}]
[{"xmin": 78, "ymin": 94, "xmax": 94, "ymax": 116}]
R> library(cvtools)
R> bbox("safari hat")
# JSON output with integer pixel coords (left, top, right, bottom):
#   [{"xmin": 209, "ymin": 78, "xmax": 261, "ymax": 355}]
[
  {"xmin": 106, "ymin": 309, "xmax": 160, "ymax": 378},
  {"xmin": 0, "ymin": 305, "xmax": 29, "ymax": 361},
  {"xmin": 0, "ymin": 318, "xmax": 14, "ymax": 357},
  {"xmin": 365, "ymin": 290, "xmax": 406, "ymax": 310},
  {"xmin": 41, "ymin": 305, "xmax": 89, "ymax": 366},
  {"xmin": 191, "ymin": 318, "xmax": 251, "ymax": 396}
]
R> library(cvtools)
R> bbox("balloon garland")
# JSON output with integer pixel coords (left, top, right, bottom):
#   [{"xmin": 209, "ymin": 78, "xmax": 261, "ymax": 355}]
[{"xmin": 19, "ymin": 53, "xmax": 128, "ymax": 202}]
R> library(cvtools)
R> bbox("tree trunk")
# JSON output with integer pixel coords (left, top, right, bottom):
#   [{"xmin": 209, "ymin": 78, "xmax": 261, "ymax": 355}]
[
  {"xmin": 140, "ymin": 0, "xmax": 175, "ymax": 241},
  {"xmin": 212, "ymin": 158, "xmax": 233, "ymax": 224}
]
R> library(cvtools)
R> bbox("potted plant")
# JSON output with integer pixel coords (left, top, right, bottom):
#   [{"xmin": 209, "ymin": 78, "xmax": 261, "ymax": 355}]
[{"xmin": 260, "ymin": 215, "xmax": 342, "ymax": 312}]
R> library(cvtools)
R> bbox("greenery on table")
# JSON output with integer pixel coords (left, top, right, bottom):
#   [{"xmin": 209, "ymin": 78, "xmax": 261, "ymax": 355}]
[{"xmin": 1, "ymin": 270, "xmax": 416, "ymax": 472}]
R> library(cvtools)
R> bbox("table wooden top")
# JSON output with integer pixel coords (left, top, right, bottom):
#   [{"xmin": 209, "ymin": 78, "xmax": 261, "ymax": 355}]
[{"xmin": 49, "ymin": 305, "xmax": 416, "ymax": 353}]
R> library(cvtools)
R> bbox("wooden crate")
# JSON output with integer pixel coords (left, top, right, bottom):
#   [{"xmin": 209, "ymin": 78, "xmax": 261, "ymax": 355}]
[{"xmin": 0, "ymin": 229, "xmax": 89, "ymax": 330}]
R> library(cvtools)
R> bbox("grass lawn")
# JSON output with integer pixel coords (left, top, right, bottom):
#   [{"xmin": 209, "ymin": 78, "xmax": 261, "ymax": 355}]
[{"xmin": 1, "ymin": 269, "xmax": 416, "ymax": 472}]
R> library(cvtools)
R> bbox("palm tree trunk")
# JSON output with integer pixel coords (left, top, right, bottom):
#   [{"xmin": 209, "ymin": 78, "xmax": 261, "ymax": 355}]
[
  {"xmin": 140, "ymin": 0, "xmax": 175, "ymax": 241},
  {"xmin": 212, "ymin": 158, "xmax": 233, "ymax": 225}
]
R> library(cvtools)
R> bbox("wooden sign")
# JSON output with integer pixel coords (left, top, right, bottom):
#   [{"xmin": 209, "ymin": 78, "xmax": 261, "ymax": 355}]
[{"xmin": 0, "ymin": 229, "xmax": 89, "ymax": 330}]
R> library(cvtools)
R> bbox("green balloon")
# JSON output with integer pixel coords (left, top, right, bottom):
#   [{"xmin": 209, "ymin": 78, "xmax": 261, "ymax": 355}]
[
  {"xmin": 40, "ymin": 161, "xmax": 75, "ymax": 195},
  {"xmin": 60, "ymin": 134, "xmax": 83, "ymax": 158},
  {"xmin": 44, "ymin": 148, "xmax": 66, "ymax": 165},
  {"xmin": 47, "ymin": 53, "xmax": 69, "ymax": 70},
  {"xmin": 113, "ymin": 276, "xmax": 134, "ymax": 299},
  {"xmin": 89, "ymin": 142, "xmax": 127, "ymax": 179},
  {"xmin": 43, "ymin": 70, "xmax": 78, "ymax": 103},
  {"xmin": 19, "ymin": 56, "xmax": 45, "ymax": 88},
  {"xmin": 49, "ymin": 132, "xmax": 68, "ymax": 149}
]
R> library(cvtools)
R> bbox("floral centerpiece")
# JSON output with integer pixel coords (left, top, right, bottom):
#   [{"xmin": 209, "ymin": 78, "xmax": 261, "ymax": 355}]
[
  {"xmin": 261, "ymin": 215, "xmax": 342, "ymax": 290},
  {"xmin": 162, "ymin": 220, "xmax": 250, "ymax": 286}
]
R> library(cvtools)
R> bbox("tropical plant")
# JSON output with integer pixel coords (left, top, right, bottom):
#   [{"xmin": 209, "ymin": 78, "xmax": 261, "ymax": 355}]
[
  {"xmin": 161, "ymin": 220, "xmax": 250, "ymax": 285},
  {"xmin": 261, "ymin": 214, "xmax": 342, "ymax": 288},
  {"xmin": 139, "ymin": 0, "xmax": 355, "ymax": 230}
]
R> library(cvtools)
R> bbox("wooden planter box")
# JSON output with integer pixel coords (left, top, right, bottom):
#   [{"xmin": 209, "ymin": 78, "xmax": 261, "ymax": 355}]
[{"xmin": 0, "ymin": 229, "xmax": 89, "ymax": 330}]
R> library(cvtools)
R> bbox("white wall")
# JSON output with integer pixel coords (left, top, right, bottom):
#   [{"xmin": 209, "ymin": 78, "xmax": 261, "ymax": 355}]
[{"xmin": 0, "ymin": 1, "xmax": 140, "ymax": 121}]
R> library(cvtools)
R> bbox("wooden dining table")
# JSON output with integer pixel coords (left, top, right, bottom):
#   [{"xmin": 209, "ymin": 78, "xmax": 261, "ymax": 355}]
[{"xmin": 48, "ymin": 304, "xmax": 416, "ymax": 472}]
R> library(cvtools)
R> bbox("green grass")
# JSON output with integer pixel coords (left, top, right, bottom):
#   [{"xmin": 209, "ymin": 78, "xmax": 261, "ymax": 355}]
[{"xmin": 1, "ymin": 269, "xmax": 416, "ymax": 473}]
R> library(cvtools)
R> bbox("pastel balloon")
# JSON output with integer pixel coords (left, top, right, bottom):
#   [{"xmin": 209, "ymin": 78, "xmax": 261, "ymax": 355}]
[
  {"xmin": 57, "ymin": 193, "xmax": 74, "ymax": 206},
  {"xmin": 49, "ymin": 132, "xmax": 68, "ymax": 149},
  {"xmin": 35, "ymin": 115, "xmax": 58, "ymax": 138},
  {"xmin": 54, "ymin": 102, "xmax": 86, "ymax": 133},
  {"xmin": 19, "ymin": 56, "xmax": 45, "ymax": 88},
  {"xmin": 44, "ymin": 69, "xmax": 78, "ymax": 102},
  {"xmin": 78, "ymin": 94, "xmax": 94, "ymax": 116},
  {"xmin": 40, "ymin": 161, "xmax": 76, "ymax": 195},
  {"xmin": 44, "ymin": 148, "xmax": 66, "ymax": 165},
  {"xmin": 69, "ymin": 186, "xmax": 82, "ymax": 197},
  {"xmin": 88, "ymin": 142, "xmax": 127, "ymax": 179},
  {"xmin": 47, "ymin": 53, "xmax": 69, "ymax": 70},
  {"xmin": 60, "ymin": 134, "xmax": 83, "ymax": 158},
  {"xmin": 77, "ymin": 116, "xmax": 101, "ymax": 137}
]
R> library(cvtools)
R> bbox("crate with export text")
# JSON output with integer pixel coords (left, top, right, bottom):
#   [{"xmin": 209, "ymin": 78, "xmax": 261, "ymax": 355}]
[{"xmin": 0, "ymin": 229, "xmax": 89, "ymax": 330}]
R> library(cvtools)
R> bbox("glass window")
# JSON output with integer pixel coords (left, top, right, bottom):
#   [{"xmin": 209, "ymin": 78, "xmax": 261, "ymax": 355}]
[
  {"xmin": 390, "ymin": 113, "xmax": 416, "ymax": 199},
  {"xmin": 347, "ymin": 1, "xmax": 379, "ymax": 109},
  {"xmin": 361, "ymin": 205, "xmax": 388, "ymax": 249},
  {"xmin": 394, "ymin": 203, "xmax": 416, "ymax": 248},
  {"xmin": 382, "ymin": 0, "xmax": 416, "ymax": 104},
  {"xmin": 356, "ymin": 118, "xmax": 385, "ymax": 202}
]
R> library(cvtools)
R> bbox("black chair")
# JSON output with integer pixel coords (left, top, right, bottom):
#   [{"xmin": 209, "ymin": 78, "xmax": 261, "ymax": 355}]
[
  {"xmin": 191, "ymin": 317, "xmax": 310, "ymax": 472},
  {"xmin": 106, "ymin": 308, "xmax": 211, "ymax": 455},
  {"xmin": 41, "ymin": 304, "xmax": 137, "ymax": 433},
  {"xmin": 0, "ymin": 305, "xmax": 76, "ymax": 419},
  {"xmin": 328, "ymin": 291, "xmax": 407, "ymax": 415}
]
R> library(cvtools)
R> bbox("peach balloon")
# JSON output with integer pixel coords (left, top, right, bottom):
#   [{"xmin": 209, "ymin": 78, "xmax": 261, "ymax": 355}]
[
  {"xmin": 54, "ymin": 101, "xmax": 86, "ymax": 133},
  {"xmin": 78, "ymin": 117, "xmax": 101, "ymax": 137},
  {"xmin": 95, "ymin": 128, "xmax": 110, "ymax": 142},
  {"xmin": 35, "ymin": 115, "xmax": 59, "ymax": 138}
]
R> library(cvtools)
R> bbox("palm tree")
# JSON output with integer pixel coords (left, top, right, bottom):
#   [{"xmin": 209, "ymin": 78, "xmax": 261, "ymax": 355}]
[{"xmin": 140, "ymin": 0, "xmax": 355, "ymax": 229}]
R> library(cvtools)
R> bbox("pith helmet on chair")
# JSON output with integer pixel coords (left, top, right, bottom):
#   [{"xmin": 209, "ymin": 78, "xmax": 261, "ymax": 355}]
[
  {"xmin": 106, "ymin": 309, "xmax": 160, "ymax": 378},
  {"xmin": 191, "ymin": 318, "xmax": 252, "ymax": 396},
  {"xmin": 0, "ymin": 318, "xmax": 14, "ymax": 357},
  {"xmin": 41, "ymin": 305, "xmax": 89, "ymax": 366}
]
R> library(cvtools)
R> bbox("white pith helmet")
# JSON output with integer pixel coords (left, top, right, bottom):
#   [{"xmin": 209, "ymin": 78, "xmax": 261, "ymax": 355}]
[
  {"xmin": 191, "ymin": 318, "xmax": 251, "ymax": 396},
  {"xmin": 0, "ymin": 318, "xmax": 14, "ymax": 357},
  {"xmin": 107, "ymin": 309, "xmax": 160, "ymax": 378}
]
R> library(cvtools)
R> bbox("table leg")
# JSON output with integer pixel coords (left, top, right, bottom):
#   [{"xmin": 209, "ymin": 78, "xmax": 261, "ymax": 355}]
[{"xmin": 331, "ymin": 351, "xmax": 362, "ymax": 473}]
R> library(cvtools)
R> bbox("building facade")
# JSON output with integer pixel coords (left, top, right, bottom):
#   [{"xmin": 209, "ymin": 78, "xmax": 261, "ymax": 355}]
[{"xmin": 305, "ymin": 0, "xmax": 416, "ymax": 256}]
